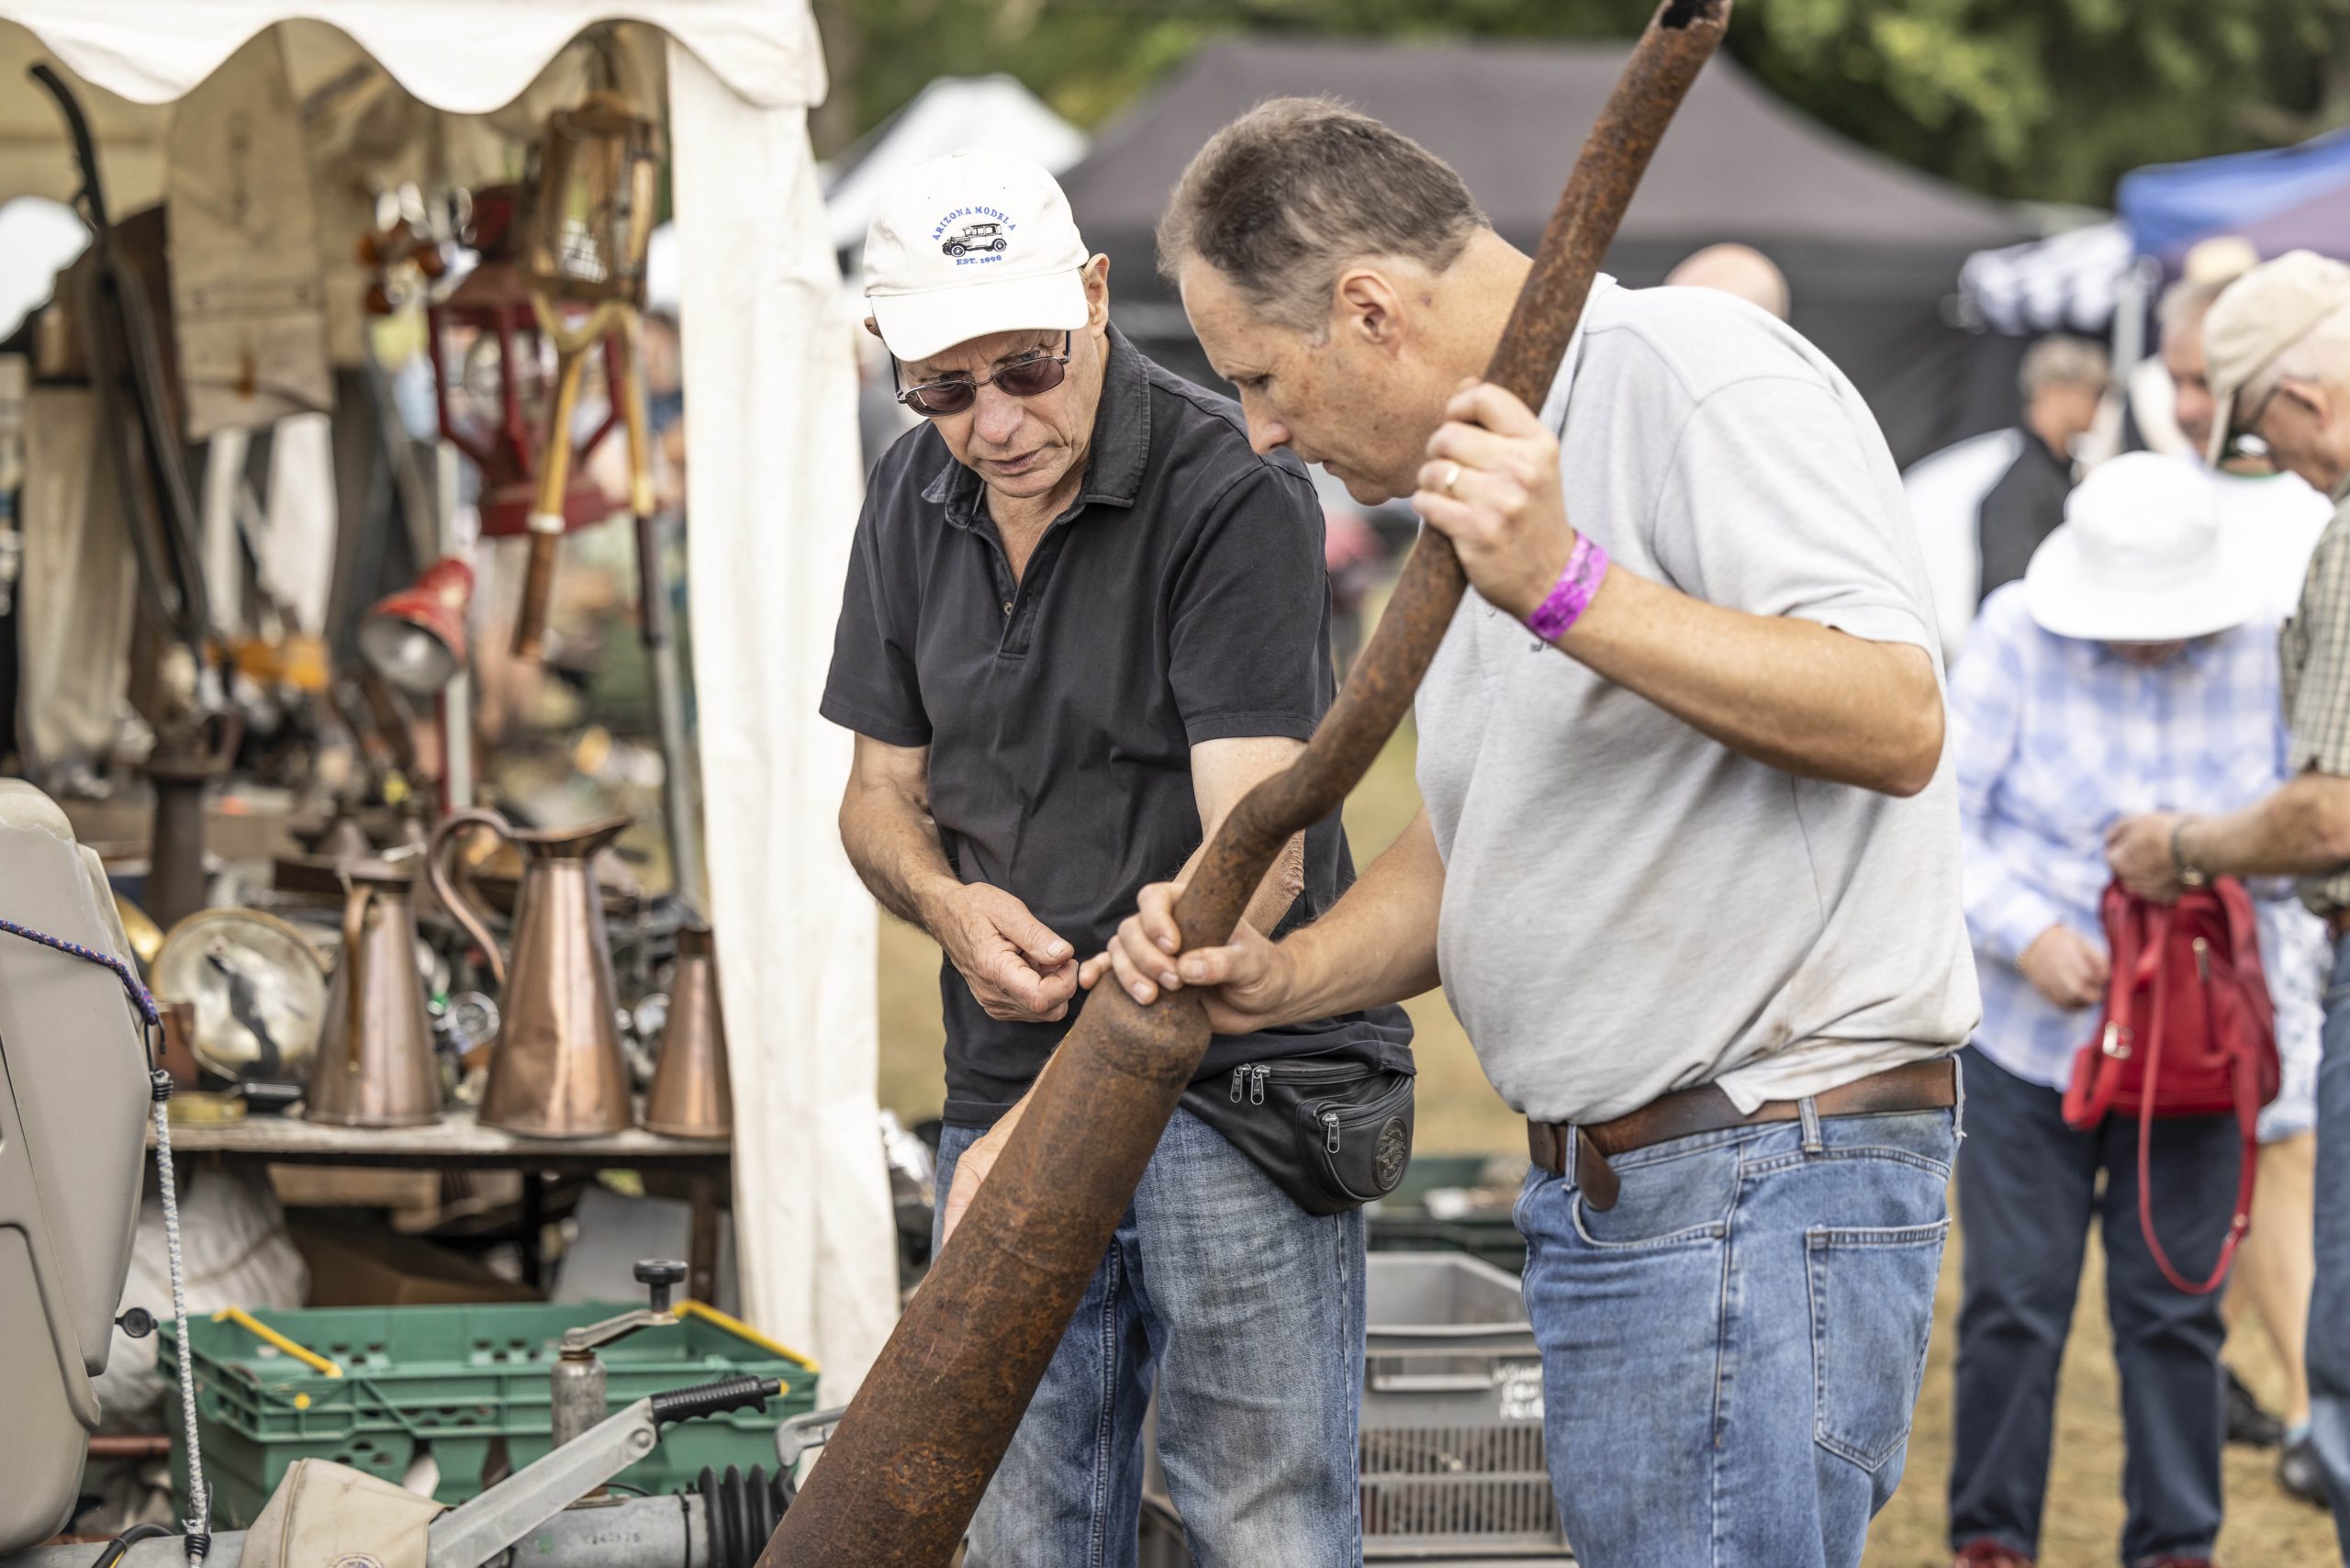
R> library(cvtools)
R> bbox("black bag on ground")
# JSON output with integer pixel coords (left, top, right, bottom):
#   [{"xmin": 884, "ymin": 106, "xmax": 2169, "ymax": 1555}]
[{"xmin": 1181, "ymin": 1053, "xmax": 1416, "ymax": 1216}]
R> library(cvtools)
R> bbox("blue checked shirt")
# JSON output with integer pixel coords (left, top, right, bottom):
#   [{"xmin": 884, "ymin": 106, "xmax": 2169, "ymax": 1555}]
[{"xmin": 1953, "ymin": 583, "xmax": 2304, "ymax": 1089}]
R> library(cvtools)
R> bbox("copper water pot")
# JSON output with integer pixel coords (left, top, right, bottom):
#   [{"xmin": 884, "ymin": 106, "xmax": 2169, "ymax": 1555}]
[
  {"xmin": 306, "ymin": 860, "xmax": 441, "ymax": 1127},
  {"xmin": 428, "ymin": 810, "xmax": 633, "ymax": 1138},
  {"xmin": 643, "ymin": 922, "xmax": 731, "ymax": 1139}
]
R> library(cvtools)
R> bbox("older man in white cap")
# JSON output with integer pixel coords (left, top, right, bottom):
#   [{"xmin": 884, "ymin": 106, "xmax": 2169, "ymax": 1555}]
[
  {"xmin": 1953, "ymin": 452, "xmax": 2295, "ymax": 1568},
  {"xmin": 820, "ymin": 149, "xmax": 1410, "ymax": 1564},
  {"xmin": 2108, "ymin": 249, "xmax": 2350, "ymax": 1538}
]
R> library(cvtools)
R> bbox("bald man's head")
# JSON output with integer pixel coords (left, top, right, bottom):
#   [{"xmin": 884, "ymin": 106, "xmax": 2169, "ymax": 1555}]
[{"xmin": 1664, "ymin": 242, "xmax": 1790, "ymax": 321}]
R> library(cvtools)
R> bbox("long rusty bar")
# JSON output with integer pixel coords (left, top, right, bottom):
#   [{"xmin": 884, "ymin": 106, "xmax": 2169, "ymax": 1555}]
[{"xmin": 761, "ymin": 6, "xmax": 1732, "ymax": 1562}]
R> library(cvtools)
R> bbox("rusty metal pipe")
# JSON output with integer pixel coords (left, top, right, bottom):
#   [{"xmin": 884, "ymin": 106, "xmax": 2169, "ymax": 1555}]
[{"xmin": 761, "ymin": 6, "xmax": 1730, "ymax": 1562}]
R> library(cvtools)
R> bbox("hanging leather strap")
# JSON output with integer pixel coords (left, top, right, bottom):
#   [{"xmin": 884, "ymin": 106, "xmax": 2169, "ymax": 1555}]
[
  {"xmin": 2065, "ymin": 893, "xmax": 2153, "ymax": 1129},
  {"xmin": 2132, "ymin": 907, "xmax": 2257, "ymax": 1296}
]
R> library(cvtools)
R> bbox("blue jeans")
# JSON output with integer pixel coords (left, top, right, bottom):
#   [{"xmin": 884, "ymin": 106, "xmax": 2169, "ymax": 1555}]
[
  {"xmin": 1516, "ymin": 1098, "xmax": 1958, "ymax": 1568},
  {"xmin": 2311, "ymin": 937, "xmax": 2350, "ymax": 1547},
  {"xmin": 934, "ymin": 1105, "xmax": 1365, "ymax": 1568},
  {"xmin": 1947, "ymin": 1047, "xmax": 2232, "ymax": 1564}
]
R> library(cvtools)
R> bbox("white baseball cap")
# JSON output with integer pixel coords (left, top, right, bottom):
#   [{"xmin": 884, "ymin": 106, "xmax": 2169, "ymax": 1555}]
[
  {"xmin": 863, "ymin": 150, "xmax": 1092, "ymax": 364},
  {"xmin": 2023, "ymin": 452, "xmax": 2259, "ymax": 643}
]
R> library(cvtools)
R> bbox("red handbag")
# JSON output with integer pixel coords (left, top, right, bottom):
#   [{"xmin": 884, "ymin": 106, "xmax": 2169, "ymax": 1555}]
[{"xmin": 2061, "ymin": 879, "xmax": 2281, "ymax": 1294}]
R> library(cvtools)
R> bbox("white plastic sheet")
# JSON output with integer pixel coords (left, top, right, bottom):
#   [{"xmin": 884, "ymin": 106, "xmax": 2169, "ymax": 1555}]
[
  {"xmin": 668, "ymin": 40, "xmax": 895, "ymax": 1399},
  {"xmin": 1, "ymin": 0, "xmax": 822, "ymax": 113}
]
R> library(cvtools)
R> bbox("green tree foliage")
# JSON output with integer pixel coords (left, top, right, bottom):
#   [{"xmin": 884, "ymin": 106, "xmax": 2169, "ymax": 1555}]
[
  {"xmin": 1737, "ymin": 0, "xmax": 2350, "ymax": 203},
  {"xmin": 814, "ymin": 0, "xmax": 2350, "ymax": 206}
]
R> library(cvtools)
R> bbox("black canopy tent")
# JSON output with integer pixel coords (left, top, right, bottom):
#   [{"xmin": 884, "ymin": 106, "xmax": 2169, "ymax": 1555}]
[{"xmin": 1059, "ymin": 37, "xmax": 2032, "ymax": 465}]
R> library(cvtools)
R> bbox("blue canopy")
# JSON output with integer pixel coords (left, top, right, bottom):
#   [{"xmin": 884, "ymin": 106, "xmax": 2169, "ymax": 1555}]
[{"xmin": 2120, "ymin": 128, "xmax": 2350, "ymax": 263}]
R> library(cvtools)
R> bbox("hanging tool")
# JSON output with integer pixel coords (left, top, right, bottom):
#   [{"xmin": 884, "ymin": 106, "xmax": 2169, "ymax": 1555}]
[
  {"xmin": 509, "ymin": 294, "xmax": 624, "ymax": 659},
  {"xmin": 508, "ymin": 79, "xmax": 660, "ymax": 660},
  {"xmin": 758, "ymin": 4, "xmax": 1735, "ymax": 1562},
  {"xmin": 611, "ymin": 313, "xmax": 708, "ymax": 913},
  {"xmin": 28, "ymin": 65, "xmax": 215, "ymax": 683}
]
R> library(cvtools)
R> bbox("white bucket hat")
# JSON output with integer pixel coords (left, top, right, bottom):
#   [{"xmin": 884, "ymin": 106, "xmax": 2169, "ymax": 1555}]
[
  {"xmin": 2023, "ymin": 451, "xmax": 2260, "ymax": 643},
  {"xmin": 863, "ymin": 150, "xmax": 1092, "ymax": 364}
]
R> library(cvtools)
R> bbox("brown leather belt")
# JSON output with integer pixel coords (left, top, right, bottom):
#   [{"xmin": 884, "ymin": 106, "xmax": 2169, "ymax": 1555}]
[{"xmin": 1527, "ymin": 1057, "xmax": 1959, "ymax": 1213}]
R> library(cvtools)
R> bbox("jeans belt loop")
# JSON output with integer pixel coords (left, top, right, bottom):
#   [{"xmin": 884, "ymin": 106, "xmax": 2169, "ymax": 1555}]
[
  {"xmin": 1798, "ymin": 1094, "xmax": 1824, "ymax": 1155},
  {"xmin": 1953, "ymin": 1054, "xmax": 1968, "ymax": 1143},
  {"xmin": 1563, "ymin": 1122, "xmax": 1581, "ymax": 1188}
]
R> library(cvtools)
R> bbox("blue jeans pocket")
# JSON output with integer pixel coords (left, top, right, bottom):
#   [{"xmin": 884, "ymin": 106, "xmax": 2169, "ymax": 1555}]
[
  {"xmin": 1806, "ymin": 1219, "xmax": 1949, "ymax": 1471},
  {"xmin": 1568, "ymin": 1144, "xmax": 1736, "ymax": 1250}
]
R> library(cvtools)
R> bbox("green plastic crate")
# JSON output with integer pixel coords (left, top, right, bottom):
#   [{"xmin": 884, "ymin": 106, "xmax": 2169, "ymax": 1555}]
[{"xmin": 158, "ymin": 1300, "xmax": 818, "ymax": 1528}]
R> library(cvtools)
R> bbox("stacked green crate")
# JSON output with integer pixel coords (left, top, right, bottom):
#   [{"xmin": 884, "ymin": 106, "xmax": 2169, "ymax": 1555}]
[{"xmin": 159, "ymin": 1301, "xmax": 817, "ymax": 1527}]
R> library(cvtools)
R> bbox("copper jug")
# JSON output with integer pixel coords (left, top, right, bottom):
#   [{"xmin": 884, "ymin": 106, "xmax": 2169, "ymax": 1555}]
[
  {"xmin": 643, "ymin": 922, "xmax": 731, "ymax": 1139},
  {"xmin": 428, "ymin": 811, "xmax": 633, "ymax": 1138},
  {"xmin": 306, "ymin": 860, "xmax": 441, "ymax": 1127}
]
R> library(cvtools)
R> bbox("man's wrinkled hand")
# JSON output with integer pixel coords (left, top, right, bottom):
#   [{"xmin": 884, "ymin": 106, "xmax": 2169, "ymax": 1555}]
[
  {"xmin": 934, "ymin": 883, "xmax": 1078, "ymax": 1023},
  {"xmin": 2106, "ymin": 812, "xmax": 2188, "ymax": 904},
  {"xmin": 2019, "ymin": 924, "xmax": 2110, "ymax": 1011},
  {"xmin": 1410, "ymin": 380, "xmax": 1577, "ymax": 624},
  {"xmin": 1077, "ymin": 879, "xmax": 1296, "ymax": 1036}
]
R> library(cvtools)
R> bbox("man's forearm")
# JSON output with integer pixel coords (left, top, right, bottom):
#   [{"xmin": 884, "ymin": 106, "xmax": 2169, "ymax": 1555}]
[
  {"xmin": 1262, "ymin": 810, "xmax": 1445, "ymax": 1027},
  {"xmin": 1563, "ymin": 569, "xmax": 1942, "ymax": 797},
  {"xmin": 1178, "ymin": 831, "xmax": 1305, "ymax": 943},
  {"xmin": 2186, "ymin": 771, "xmax": 2350, "ymax": 879},
  {"xmin": 840, "ymin": 784, "xmax": 961, "ymax": 931}
]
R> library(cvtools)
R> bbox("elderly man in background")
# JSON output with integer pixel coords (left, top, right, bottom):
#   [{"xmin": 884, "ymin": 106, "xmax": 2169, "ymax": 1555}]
[
  {"xmin": 2156, "ymin": 258, "xmax": 2334, "ymax": 1501},
  {"xmin": 1949, "ymin": 452, "xmax": 2296, "ymax": 1568},
  {"xmin": 1079, "ymin": 98, "xmax": 1976, "ymax": 1568},
  {"xmin": 1977, "ymin": 335, "xmax": 2111, "ymax": 604},
  {"xmin": 825, "ymin": 149, "xmax": 1410, "ymax": 1564},
  {"xmin": 1664, "ymin": 241, "xmax": 1790, "ymax": 321},
  {"xmin": 2107, "ymin": 250, "xmax": 2350, "ymax": 1545}
]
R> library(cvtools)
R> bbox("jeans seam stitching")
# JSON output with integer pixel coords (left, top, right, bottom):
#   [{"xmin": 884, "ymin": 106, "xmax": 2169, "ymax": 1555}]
[
  {"xmin": 1089, "ymin": 1249, "xmax": 1121, "ymax": 1568},
  {"xmin": 1740, "ymin": 1147, "xmax": 1953, "ymax": 1181},
  {"xmin": 1711, "ymin": 1194, "xmax": 1736, "ymax": 1568}
]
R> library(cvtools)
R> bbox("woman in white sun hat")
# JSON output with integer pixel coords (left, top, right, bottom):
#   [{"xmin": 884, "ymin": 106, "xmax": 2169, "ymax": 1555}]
[{"xmin": 1943, "ymin": 449, "xmax": 2322, "ymax": 1568}]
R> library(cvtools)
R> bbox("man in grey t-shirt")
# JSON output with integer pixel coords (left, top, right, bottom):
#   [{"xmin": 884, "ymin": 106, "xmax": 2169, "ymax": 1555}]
[{"xmin": 1091, "ymin": 102, "xmax": 1978, "ymax": 1565}]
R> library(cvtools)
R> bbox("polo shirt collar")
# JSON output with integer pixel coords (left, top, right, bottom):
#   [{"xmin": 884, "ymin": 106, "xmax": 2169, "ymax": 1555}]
[
  {"xmin": 919, "ymin": 323, "xmax": 1152, "ymax": 530},
  {"xmin": 1538, "ymin": 274, "xmax": 1617, "ymax": 429}
]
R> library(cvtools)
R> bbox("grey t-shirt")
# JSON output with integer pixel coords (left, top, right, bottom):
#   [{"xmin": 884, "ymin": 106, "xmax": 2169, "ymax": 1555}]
[{"xmin": 1416, "ymin": 277, "xmax": 1980, "ymax": 1126}]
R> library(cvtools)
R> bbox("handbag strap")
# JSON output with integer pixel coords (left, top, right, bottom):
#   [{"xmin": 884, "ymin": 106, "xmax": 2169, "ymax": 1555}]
[
  {"xmin": 2132, "ymin": 913, "xmax": 2256, "ymax": 1295},
  {"xmin": 2067, "ymin": 888, "xmax": 2148, "ymax": 1127}
]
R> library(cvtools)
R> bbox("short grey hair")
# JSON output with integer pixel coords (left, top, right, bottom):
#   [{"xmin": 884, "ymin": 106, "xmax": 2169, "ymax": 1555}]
[
  {"xmin": 1158, "ymin": 97, "xmax": 1489, "ymax": 334},
  {"xmin": 2157, "ymin": 276, "xmax": 2229, "ymax": 341},
  {"xmin": 2019, "ymin": 334, "xmax": 2110, "ymax": 401}
]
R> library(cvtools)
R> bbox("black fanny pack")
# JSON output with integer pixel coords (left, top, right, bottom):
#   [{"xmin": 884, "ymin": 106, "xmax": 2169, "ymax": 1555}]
[{"xmin": 1181, "ymin": 1053, "xmax": 1416, "ymax": 1216}]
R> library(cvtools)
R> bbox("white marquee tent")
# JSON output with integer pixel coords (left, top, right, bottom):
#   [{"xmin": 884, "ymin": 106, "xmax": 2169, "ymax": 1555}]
[{"xmin": 0, "ymin": 0, "xmax": 894, "ymax": 1396}]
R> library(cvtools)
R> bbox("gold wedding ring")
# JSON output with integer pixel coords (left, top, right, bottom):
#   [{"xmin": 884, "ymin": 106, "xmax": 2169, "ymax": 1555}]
[{"xmin": 1439, "ymin": 462, "xmax": 1462, "ymax": 497}]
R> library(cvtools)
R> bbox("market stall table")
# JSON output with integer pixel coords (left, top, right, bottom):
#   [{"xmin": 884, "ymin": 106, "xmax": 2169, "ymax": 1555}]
[{"xmin": 148, "ymin": 1108, "xmax": 730, "ymax": 1303}]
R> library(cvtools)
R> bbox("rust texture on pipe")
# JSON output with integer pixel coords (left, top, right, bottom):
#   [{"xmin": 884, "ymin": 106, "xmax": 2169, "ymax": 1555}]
[{"xmin": 762, "ymin": 6, "xmax": 1730, "ymax": 1563}]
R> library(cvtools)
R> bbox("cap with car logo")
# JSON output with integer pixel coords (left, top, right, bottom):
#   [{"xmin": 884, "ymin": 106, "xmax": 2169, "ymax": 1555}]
[{"xmin": 863, "ymin": 150, "xmax": 1092, "ymax": 364}]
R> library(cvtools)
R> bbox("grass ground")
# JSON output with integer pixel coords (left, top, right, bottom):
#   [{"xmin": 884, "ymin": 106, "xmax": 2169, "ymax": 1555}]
[{"xmin": 870, "ymin": 720, "xmax": 2341, "ymax": 1568}]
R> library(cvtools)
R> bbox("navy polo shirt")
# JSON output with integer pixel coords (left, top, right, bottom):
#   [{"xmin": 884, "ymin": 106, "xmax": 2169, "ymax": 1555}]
[{"xmin": 822, "ymin": 327, "xmax": 1413, "ymax": 1127}]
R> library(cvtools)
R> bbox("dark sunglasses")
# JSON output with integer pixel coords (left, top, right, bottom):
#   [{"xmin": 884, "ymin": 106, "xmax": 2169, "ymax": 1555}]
[{"xmin": 893, "ymin": 331, "xmax": 1071, "ymax": 417}]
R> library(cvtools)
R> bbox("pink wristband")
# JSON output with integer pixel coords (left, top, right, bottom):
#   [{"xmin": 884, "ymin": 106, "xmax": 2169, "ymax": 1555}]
[{"xmin": 1525, "ymin": 533, "xmax": 1609, "ymax": 643}]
